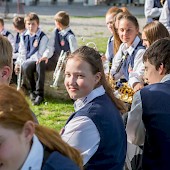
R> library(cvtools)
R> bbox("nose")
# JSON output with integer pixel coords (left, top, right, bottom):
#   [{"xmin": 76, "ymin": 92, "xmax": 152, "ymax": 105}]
[{"xmin": 67, "ymin": 75, "xmax": 76, "ymax": 86}]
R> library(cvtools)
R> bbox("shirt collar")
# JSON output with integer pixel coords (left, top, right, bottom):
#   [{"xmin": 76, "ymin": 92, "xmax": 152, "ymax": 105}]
[
  {"xmin": 122, "ymin": 36, "xmax": 141, "ymax": 56},
  {"xmin": 21, "ymin": 135, "xmax": 44, "ymax": 170},
  {"xmin": 74, "ymin": 85, "xmax": 105, "ymax": 111},
  {"xmin": 160, "ymin": 74, "xmax": 170, "ymax": 83},
  {"xmin": 59, "ymin": 27, "xmax": 71, "ymax": 36},
  {"xmin": 25, "ymin": 28, "xmax": 41, "ymax": 37},
  {"xmin": 0, "ymin": 29, "xmax": 7, "ymax": 35}
]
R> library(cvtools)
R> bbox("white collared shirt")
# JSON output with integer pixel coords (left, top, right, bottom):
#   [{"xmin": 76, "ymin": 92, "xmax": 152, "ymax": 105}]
[
  {"xmin": 21, "ymin": 135, "xmax": 44, "ymax": 170},
  {"xmin": 62, "ymin": 86, "xmax": 105, "ymax": 165},
  {"xmin": 126, "ymin": 74, "xmax": 170, "ymax": 146},
  {"xmin": 24, "ymin": 28, "xmax": 48, "ymax": 61},
  {"xmin": 43, "ymin": 27, "xmax": 78, "ymax": 59},
  {"xmin": 110, "ymin": 36, "xmax": 145, "ymax": 88},
  {"xmin": 159, "ymin": 0, "xmax": 170, "ymax": 33}
]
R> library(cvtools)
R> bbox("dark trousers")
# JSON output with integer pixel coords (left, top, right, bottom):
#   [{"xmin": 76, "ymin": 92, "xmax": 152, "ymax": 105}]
[{"xmin": 22, "ymin": 60, "xmax": 45, "ymax": 97}]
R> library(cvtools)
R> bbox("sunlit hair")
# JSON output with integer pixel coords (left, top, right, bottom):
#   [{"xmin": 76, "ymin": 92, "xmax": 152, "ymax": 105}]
[
  {"xmin": 143, "ymin": 38, "xmax": 170, "ymax": 74},
  {"xmin": 105, "ymin": 6, "xmax": 122, "ymax": 16},
  {"xmin": 13, "ymin": 16, "xmax": 25, "ymax": 30},
  {"xmin": 120, "ymin": 7, "xmax": 132, "ymax": 15},
  {"xmin": 0, "ymin": 35, "xmax": 12, "ymax": 69},
  {"xmin": 54, "ymin": 11, "xmax": 69, "ymax": 27},
  {"xmin": 66, "ymin": 46, "xmax": 127, "ymax": 113},
  {"xmin": 0, "ymin": 85, "xmax": 83, "ymax": 169},
  {"xmin": 24, "ymin": 12, "xmax": 39, "ymax": 25},
  {"xmin": 143, "ymin": 21, "xmax": 170, "ymax": 46}
]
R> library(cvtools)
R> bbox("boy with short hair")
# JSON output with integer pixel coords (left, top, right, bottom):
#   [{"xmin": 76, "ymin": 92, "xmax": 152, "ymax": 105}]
[
  {"xmin": 15, "ymin": 12, "xmax": 48, "ymax": 105},
  {"xmin": 39, "ymin": 11, "xmax": 78, "ymax": 70},
  {"xmin": 126, "ymin": 38, "xmax": 170, "ymax": 169}
]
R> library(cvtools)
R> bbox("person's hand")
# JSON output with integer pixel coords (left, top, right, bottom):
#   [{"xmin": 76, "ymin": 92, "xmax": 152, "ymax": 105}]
[
  {"xmin": 14, "ymin": 64, "xmax": 20, "ymax": 75},
  {"xmin": 133, "ymin": 82, "xmax": 144, "ymax": 93},
  {"xmin": 36, "ymin": 56, "xmax": 48, "ymax": 64}
]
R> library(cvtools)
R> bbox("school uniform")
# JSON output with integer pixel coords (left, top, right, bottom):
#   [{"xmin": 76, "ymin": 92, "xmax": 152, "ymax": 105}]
[
  {"xmin": 22, "ymin": 28, "xmax": 48, "ymax": 103},
  {"xmin": 126, "ymin": 74, "xmax": 170, "ymax": 170},
  {"xmin": 62, "ymin": 86, "xmax": 127, "ymax": 170},
  {"xmin": 159, "ymin": 0, "xmax": 170, "ymax": 33},
  {"xmin": 105, "ymin": 36, "xmax": 114, "ymax": 63},
  {"xmin": 145, "ymin": 0, "xmax": 163, "ymax": 23},
  {"xmin": 110, "ymin": 36, "xmax": 145, "ymax": 88},
  {"xmin": 21, "ymin": 135, "xmax": 80, "ymax": 170},
  {"xmin": 43, "ymin": 27, "xmax": 78, "ymax": 70},
  {"xmin": 1, "ymin": 29, "xmax": 15, "ymax": 51}
]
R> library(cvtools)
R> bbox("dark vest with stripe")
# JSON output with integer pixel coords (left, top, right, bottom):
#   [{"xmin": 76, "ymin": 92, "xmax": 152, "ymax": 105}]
[
  {"xmin": 1, "ymin": 30, "xmax": 11, "ymax": 37},
  {"xmin": 154, "ymin": 0, "xmax": 162, "ymax": 8},
  {"xmin": 14, "ymin": 33, "xmax": 20, "ymax": 53},
  {"xmin": 141, "ymin": 80, "xmax": 170, "ymax": 170},
  {"xmin": 108, "ymin": 36, "xmax": 114, "ymax": 63},
  {"xmin": 66, "ymin": 94, "xmax": 127, "ymax": 170},
  {"xmin": 24, "ymin": 32, "xmax": 45, "ymax": 59},
  {"xmin": 54, "ymin": 29, "xmax": 74, "ymax": 56},
  {"xmin": 122, "ymin": 40, "xmax": 145, "ymax": 81}
]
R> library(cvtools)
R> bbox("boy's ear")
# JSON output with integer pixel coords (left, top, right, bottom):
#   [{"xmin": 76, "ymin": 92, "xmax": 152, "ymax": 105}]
[
  {"xmin": 159, "ymin": 63, "xmax": 166, "ymax": 75},
  {"xmin": 0, "ymin": 66, "xmax": 12, "ymax": 84}
]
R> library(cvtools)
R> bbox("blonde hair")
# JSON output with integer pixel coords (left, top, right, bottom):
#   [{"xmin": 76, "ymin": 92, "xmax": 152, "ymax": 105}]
[
  {"xmin": 0, "ymin": 85, "xmax": 83, "ymax": 169},
  {"xmin": 54, "ymin": 11, "xmax": 70, "ymax": 27}
]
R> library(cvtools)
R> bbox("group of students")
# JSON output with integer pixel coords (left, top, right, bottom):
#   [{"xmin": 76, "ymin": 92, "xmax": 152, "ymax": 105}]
[
  {"xmin": 0, "ymin": 2, "xmax": 170, "ymax": 170},
  {"xmin": 1, "ymin": 11, "xmax": 78, "ymax": 106}
]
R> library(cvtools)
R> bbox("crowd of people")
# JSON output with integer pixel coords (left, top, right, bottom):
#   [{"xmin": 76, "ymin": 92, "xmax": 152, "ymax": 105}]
[{"xmin": 0, "ymin": 0, "xmax": 170, "ymax": 169}]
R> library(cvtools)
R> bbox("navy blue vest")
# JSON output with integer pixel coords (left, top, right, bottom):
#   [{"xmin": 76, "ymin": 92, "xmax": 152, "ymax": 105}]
[
  {"xmin": 2, "ymin": 30, "xmax": 11, "ymax": 37},
  {"xmin": 14, "ymin": 33, "xmax": 20, "ymax": 53},
  {"xmin": 66, "ymin": 94, "xmax": 127, "ymax": 170},
  {"xmin": 54, "ymin": 29, "xmax": 74, "ymax": 56},
  {"xmin": 108, "ymin": 36, "xmax": 114, "ymax": 63},
  {"xmin": 168, "ymin": 0, "xmax": 170, "ymax": 10},
  {"xmin": 24, "ymin": 32, "xmax": 45, "ymax": 59},
  {"xmin": 122, "ymin": 40, "xmax": 145, "ymax": 81},
  {"xmin": 141, "ymin": 80, "xmax": 170, "ymax": 170},
  {"xmin": 154, "ymin": 0, "xmax": 162, "ymax": 8}
]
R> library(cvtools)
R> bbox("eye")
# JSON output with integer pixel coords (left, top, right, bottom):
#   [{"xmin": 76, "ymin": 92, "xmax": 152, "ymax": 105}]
[
  {"xmin": 65, "ymin": 73, "xmax": 71, "ymax": 77},
  {"xmin": 77, "ymin": 74, "xmax": 84, "ymax": 78}
]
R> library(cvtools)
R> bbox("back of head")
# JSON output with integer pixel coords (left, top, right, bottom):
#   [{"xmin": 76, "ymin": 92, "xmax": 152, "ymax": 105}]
[
  {"xmin": 143, "ymin": 38, "xmax": 170, "ymax": 74},
  {"xmin": 0, "ymin": 35, "xmax": 12, "ymax": 69},
  {"xmin": 0, "ymin": 18, "xmax": 4, "ymax": 26},
  {"xmin": 25, "ymin": 12, "xmax": 39, "ymax": 25},
  {"xmin": 13, "ymin": 16, "xmax": 25, "ymax": 31},
  {"xmin": 54, "ymin": 11, "xmax": 69, "ymax": 27},
  {"xmin": 143, "ymin": 21, "xmax": 170, "ymax": 46},
  {"xmin": 120, "ymin": 7, "xmax": 132, "ymax": 15}
]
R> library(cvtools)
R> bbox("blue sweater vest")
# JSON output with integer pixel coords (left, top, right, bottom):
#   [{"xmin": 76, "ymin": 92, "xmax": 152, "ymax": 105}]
[
  {"xmin": 24, "ymin": 32, "xmax": 45, "ymax": 59},
  {"xmin": 122, "ymin": 40, "xmax": 145, "ymax": 81},
  {"xmin": 154, "ymin": 0, "xmax": 162, "ymax": 8},
  {"xmin": 140, "ymin": 80, "xmax": 170, "ymax": 170},
  {"xmin": 14, "ymin": 33, "xmax": 20, "ymax": 53},
  {"xmin": 54, "ymin": 29, "xmax": 74, "ymax": 56},
  {"xmin": 108, "ymin": 36, "xmax": 114, "ymax": 63},
  {"xmin": 66, "ymin": 94, "xmax": 127, "ymax": 170},
  {"xmin": 1, "ymin": 30, "xmax": 11, "ymax": 37}
]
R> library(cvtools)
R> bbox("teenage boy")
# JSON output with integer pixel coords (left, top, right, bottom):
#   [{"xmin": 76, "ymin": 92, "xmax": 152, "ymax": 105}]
[
  {"xmin": 15, "ymin": 12, "xmax": 48, "ymax": 105},
  {"xmin": 126, "ymin": 38, "xmax": 170, "ymax": 170},
  {"xmin": 39, "ymin": 11, "xmax": 78, "ymax": 70}
]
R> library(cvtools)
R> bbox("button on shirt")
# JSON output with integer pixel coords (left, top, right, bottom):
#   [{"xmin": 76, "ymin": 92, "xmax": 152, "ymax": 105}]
[
  {"xmin": 110, "ymin": 36, "xmax": 145, "ymax": 88},
  {"xmin": 62, "ymin": 86, "xmax": 105, "ymax": 165}
]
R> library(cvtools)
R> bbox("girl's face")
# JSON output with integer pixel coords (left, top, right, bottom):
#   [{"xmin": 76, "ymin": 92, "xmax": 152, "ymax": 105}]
[
  {"xmin": 64, "ymin": 57, "xmax": 101, "ymax": 100},
  {"xmin": 106, "ymin": 14, "xmax": 115, "ymax": 34},
  {"xmin": 142, "ymin": 31, "xmax": 150, "ymax": 49},
  {"xmin": 118, "ymin": 19, "xmax": 139, "ymax": 47},
  {"xmin": 0, "ymin": 125, "xmax": 30, "ymax": 170}
]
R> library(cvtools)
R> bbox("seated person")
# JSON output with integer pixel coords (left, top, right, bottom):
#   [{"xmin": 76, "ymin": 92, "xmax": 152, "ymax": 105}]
[
  {"xmin": 61, "ymin": 46, "xmax": 127, "ymax": 170},
  {"xmin": 126, "ymin": 38, "xmax": 170, "ymax": 170},
  {"xmin": 0, "ymin": 84, "xmax": 83, "ymax": 170}
]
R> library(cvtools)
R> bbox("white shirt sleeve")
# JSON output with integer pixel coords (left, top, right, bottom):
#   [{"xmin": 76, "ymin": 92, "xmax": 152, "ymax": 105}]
[
  {"xmin": 68, "ymin": 34, "xmax": 78, "ymax": 53},
  {"xmin": 126, "ymin": 91, "xmax": 145, "ymax": 146},
  {"xmin": 29, "ymin": 35, "xmax": 49, "ymax": 61},
  {"xmin": 128, "ymin": 49, "xmax": 145, "ymax": 88},
  {"xmin": 110, "ymin": 43, "xmax": 124, "ymax": 80},
  {"xmin": 61, "ymin": 116, "xmax": 100, "ymax": 165},
  {"xmin": 159, "ymin": 1, "xmax": 170, "ymax": 33},
  {"xmin": 8, "ymin": 33, "xmax": 15, "ymax": 52},
  {"xmin": 42, "ymin": 31, "xmax": 55, "ymax": 59},
  {"xmin": 145, "ymin": 0, "xmax": 162, "ymax": 20}
]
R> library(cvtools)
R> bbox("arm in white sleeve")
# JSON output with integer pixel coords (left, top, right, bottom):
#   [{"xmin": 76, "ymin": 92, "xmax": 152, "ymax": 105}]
[
  {"xmin": 68, "ymin": 34, "xmax": 78, "ymax": 53},
  {"xmin": 29, "ymin": 35, "xmax": 49, "ymax": 61},
  {"xmin": 110, "ymin": 43, "xmax": 124, "ymax": 80},
  {"xmin": 61, "ymin": 116, "xmax": 100, "ymax": 165},
  {"xmin": 126, "ymin": 91, "xmax": 145, "ymax": 146},
  {"xmin": 159, "ymin": 1, "xmax": 170, "ymax": 33},
  {"xmin": 145, "ymin": 0, "xmax": 162, "ymax": 18},
  {"xmin": 42, "ymin": 31, "xmax": 56, "ymax": 59},
  {"xmin": 8, "ymin": 33, "xmax": 15, "ymax": 52}
]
